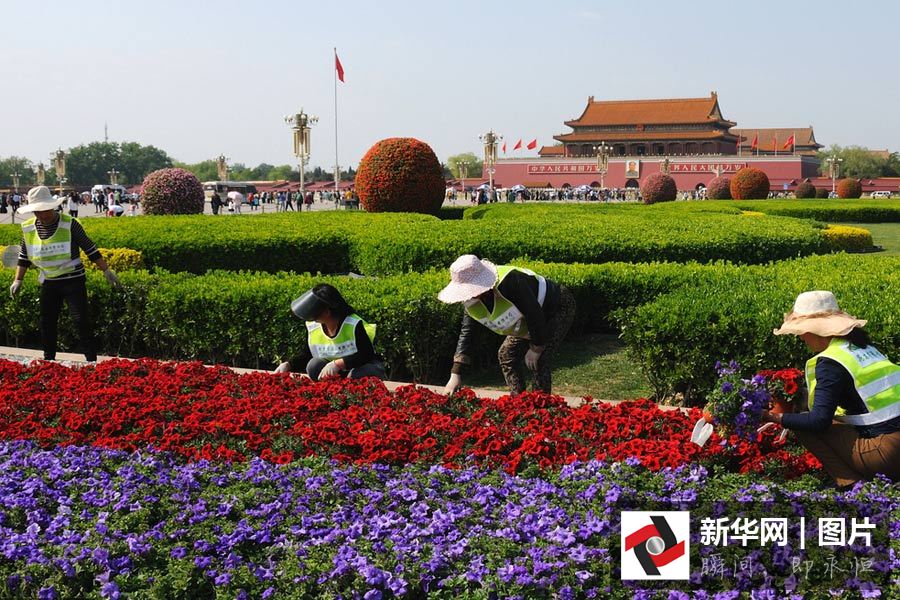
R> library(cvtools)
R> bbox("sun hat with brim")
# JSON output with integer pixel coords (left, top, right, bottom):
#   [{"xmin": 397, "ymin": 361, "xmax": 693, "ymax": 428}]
[
  {"xmin": 773, "ymin": 290, "xmax": 867, "ymax": 337},
  {"xmin": 437, "ymin": 255, "xmax": 499, "ymax": 303},
  {"xmin": 17, "ymin": 186, "xmax": 65, "ymax": 214}
]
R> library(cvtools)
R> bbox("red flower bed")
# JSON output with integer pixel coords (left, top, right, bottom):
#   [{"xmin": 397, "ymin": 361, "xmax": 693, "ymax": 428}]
[{"xmin": 0, "ymin": 359, "xmax": 818, "ymax": 476}]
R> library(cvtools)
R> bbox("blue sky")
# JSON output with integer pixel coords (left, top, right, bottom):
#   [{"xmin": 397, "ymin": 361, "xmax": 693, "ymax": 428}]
[{"xmin": 3, "ymin": 0, "xmax": 899, "ymax": 169}]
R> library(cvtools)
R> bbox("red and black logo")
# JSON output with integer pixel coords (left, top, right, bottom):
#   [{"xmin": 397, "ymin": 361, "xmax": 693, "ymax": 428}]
[{"xmin": 623, "ymin": 515, "xmax": 686, "ymax": 576}]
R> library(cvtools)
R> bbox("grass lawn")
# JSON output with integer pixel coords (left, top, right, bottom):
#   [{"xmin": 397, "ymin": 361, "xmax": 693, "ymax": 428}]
[
  {"xmin": 839, "ymin": 221, "xmax": 900, "ymax": 255},
  {"xmin": 464, "ymin": 333, "xmax": 651, "ymax": 401}
]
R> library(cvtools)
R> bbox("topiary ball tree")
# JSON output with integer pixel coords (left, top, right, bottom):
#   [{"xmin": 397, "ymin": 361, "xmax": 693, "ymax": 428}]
[
  {"xmin": 815, "ymin": 187, "xmax": 830, "ymax": 199},
  {"xmin": 706, "ymin": 176, "xmax": 732, "ymax": 200},
  {"xmin": 356, "ymin": 137, "xmax": 444, "ymax": 214},
  {"xmin": 794, "ymin": 181, "xmax": 816, "ymax": 199},
  {"xmin": 141, "ymin": 168, "xmax": 205, "ymax": 215},
  {"xmin": 836, "ymin": 178, "xmax": 862, "ymax": 199},
  {"xmin": 640, "ymin": 173, "xmax": 677, "ymax": 204},
  {"xmin": 730, "ymin": 167, "xmax": 770, "ymax": 200}
]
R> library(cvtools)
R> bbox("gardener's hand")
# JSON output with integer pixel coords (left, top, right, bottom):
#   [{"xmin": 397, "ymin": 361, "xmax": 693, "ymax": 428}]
[
  {"xmin": 274, "ymin": 361, "xmax": 291, "ymax": 374},
  {"xmin": 757, "ymin": 412, "xmax": 789, "ymax": 442},
  {"xmin": 319, "ymin": 360, "xmax": 342, "ymax": 379},
  {"xmin": 103, "ymin": 269, "xmax": 122, "ymax": 289},
  {"xmin": 525, "ymin": 346, "xmax": 544, "ymax": 371},
  {"xmin": 9, "ymin": 279, "xmax": 22, "ymax": 299},
  {"xmin": 443, "ymin": 373, "xmax": 461, "ymax": 396}
]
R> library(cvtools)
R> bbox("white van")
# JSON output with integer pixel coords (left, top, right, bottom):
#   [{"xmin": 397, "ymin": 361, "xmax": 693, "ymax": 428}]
[
  {"xmin": 870, "ymin": 191, "xmax": 893, "ymax": 199},
  {"xmin": 91, "ymin": 184, "xmax": 129, "ymax": 198}
]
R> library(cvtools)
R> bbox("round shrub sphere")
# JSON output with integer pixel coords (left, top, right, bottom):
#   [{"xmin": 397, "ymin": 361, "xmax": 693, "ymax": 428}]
[
  {"xmin": 706, "ymin": 176, "xmax": 732, "ymax": 200},
  {"xmin": 836, "ymin": 178, "xmax": 862, "ymax": 199},
  {"xmin": 356, "ymin": 137, "xmax": 445, "ymax": 214},
  {"xmin": 640, "ymin": 173, "xmax": 677, "ymax": 204},
  {"xmin": 141, "ymin": 168, "xmax": 205, "ymax": 215},
  {"xmin": 730, "ymin": 167, "xmax": 770, "ymax": 200},
  {"xmin": 794, "ymin": 181, "xmax": 816, "ymax": 199},
  {"xmin": 815, "ymin": 187, "xmax": 830, "ymax": 199}
]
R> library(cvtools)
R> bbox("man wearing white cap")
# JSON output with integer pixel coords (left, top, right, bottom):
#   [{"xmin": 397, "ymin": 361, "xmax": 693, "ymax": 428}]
[
  {"xmin": 8, "ymin": 186, "xmax": 121, "ymax": 362},
  {"xmin": 760, "ymin": 290, "xmax": 900, "ymax": 488},
  {"xmin": 438, "ymin": 255, "xmax": 575, "ymax": 396}
]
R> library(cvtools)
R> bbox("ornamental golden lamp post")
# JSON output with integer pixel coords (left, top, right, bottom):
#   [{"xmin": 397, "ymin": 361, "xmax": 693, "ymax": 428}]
[
  {"xmin": 215, "ymin": 155, "xmax": 229, "ymax": 181},
  {"xmin": 479, "ymin": 130, "xmax": 502, "ymax": 190},
  {"xmin": 53, "ymin": 148, "xmax": 66, "ymax": 196},
  {"xmin": 285, "ymin": 109, "xmax": 318, "ymax": 195},
  {"xmin": 593, "ymin": 142, "xmax": 610, "ymax": 188},
  {"xmin": 35, "ymin": 163, "xmax": 46, "ymax": 186}
]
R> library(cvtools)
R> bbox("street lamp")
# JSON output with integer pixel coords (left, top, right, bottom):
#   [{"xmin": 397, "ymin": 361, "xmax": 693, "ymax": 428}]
[
  {"xmin": 661, "ymin": 157, "xmax": 671, "ymax": 176},
  {"xmin": 479, "ymin": 130, "xmax": 502, "ymax": 190},
  {"xmin": 215, "ymin": 155, "xmax": 229, "ymax": 181},
  {"xmin": 108, "ymin": 168, "xmax": 120, "ymax": 186},
  {"xmin": 284, "ymin": 109, "xmax": 318, "ymax": 195},
  {"xmin": 11, "ymin": 171, "xmax": 21, "ymax": 193},
  {"xmin": 52, "ymin": 148, "xmax": 66, "ymax": 196},
  {"xmin": 826, "ymin": 157, "xmax": 843, "ymax": 195},
  {"xmin": 593, "ymin": 142, "xmax": 610, "ymax": 188},
  {"xmin": 458, "ymin": 161, "xmax": 470, "ymax": 181},
  {"xmin": 35, "ymin": 163, "xmax": 45, "ymax": 186}
]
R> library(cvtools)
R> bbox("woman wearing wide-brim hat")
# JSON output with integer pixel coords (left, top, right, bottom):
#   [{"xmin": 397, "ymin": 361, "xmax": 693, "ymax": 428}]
[
  {"xmin": 438, "ymin": 254, "xmax": 576, "ymax": 396},
  {"xmin": 761, "ymin": 290, "xmax": 900, "ymax": 488},
  {"xmin": 9, "ymin": 186, "xmax": 122, "ymax": 362}
]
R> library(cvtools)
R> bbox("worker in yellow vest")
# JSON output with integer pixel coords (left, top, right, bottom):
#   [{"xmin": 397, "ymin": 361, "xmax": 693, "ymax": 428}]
[
  {"xmin": 274, "ymin": 284, "xmax": 385, "ymax": 381},
  {"xmin": 761, "ymin": 291, "xmax": 900, "ymax": 488},
  {"xmin": 438, "ymin": 255, "xmax": 576, "ymax": 396},
  {"xmin": 9, "ymin": 186, "xmax": 121, "ymax": 362}
]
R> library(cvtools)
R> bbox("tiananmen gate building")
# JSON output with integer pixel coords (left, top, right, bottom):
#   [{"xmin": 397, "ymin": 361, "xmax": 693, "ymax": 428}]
[{"xmin": 490, "ymin": 92, "xmax": 840, "ymax": 192}]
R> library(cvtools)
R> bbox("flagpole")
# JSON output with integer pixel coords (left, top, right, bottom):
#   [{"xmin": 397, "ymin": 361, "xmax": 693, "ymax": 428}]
[
  {"xmin": 334, "ymin": 47, "xmax": 339, "ymax": 194},
  {"xmin": 774, "ymin": 133, "xmax": 778, "ymax": 157}
]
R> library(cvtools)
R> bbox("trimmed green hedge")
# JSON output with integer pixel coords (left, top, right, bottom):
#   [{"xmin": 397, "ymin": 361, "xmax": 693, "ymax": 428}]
[
  {"xmin": 618, "ymin": 254, "xmax": 900, "ymax": 403},
  {"xmin": 0, "ymin": 262, "xmax": 711, "ymax": 382},
  {"xmin": 0, "ymin": 206, "xmax": 850, "ymax": 275},
  {"xmin": 1, "ymin": 255, "xmax": 897, "ymax": 396}
]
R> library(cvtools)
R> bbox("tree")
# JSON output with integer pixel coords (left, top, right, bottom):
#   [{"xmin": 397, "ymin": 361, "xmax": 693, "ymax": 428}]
[
  {"xmin": 174, "ymin": 160, "xmax": 219, "ymax": 182},
  {"xmin": 268, "ymin": 165, "xmax": 297, "ymax": 181},
  {"xmin": 0, "ymin": 156, "xmax": 35, "ymax": 188},
  {"xmin": 817, "ymin": 145, "xmax": 885, "ymax": 179},
  {"xmin": 446, "ymin": 152, "xmax": 483, "ymax": 179},
  {"xmin": 882, "ymin": 152, "xmax": 900, "ymax": 177},
  {"xmin": 65, "ymin": 141, "xmax": 173, "ymax": 186}
]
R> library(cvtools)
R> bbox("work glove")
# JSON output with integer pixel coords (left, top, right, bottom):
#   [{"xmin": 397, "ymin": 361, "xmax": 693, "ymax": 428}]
[
  {"xmin": 319, "ymin": 360, "xmax": 342, "ymax": 379},
  {"xmin": 9, "ymin": 280, "xmax": 22, "ymax": 299},
  {"xmin": 103, "ymin": 269, "xmax": 122, "ymax": 289},
  {"xmin": 690, "ymin": 418, "xmax": 715, "ymax": 447},
  {"xmin": 757, "ymin": 421, "xmax": 789, "ymax": 443},
  {"xmin": 274, "ymin": 361, "xmax": 291, "ymax": 374},
  {"xmin": 525, "ymin": 346, "xmax": 544, "ymax": 371},
  {"xmin": 443, "ymin": 373, "xmax": 461, "ymax": 396}
]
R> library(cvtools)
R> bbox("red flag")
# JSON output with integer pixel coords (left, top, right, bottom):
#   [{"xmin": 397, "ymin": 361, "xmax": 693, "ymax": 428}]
[
  {"xmin": 335, "ymin": 52, "xmax": 345, "ymax": 83},
  {"xmin": 526, "ymin": 139, "xmax": 537, "ymax": 150},
  {"xmin": 502, "ymin": 141, "xmax": 507, "ymax": 154},
  {"xmin": 513, "ymin": 139, "xmax": 522, "ymax": 150},
  {"xmin": 750, "ymin": 133, "xmax": 758, "ymax": 149},
  {"xmin": 783, "ymin": 134, "xmax": 795, "ymax": 150}
]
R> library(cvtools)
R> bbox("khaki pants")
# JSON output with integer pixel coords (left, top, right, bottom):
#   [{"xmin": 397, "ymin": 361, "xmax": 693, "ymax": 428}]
[{"xmin": 795, "ymin": 425, "xmax": 900, "ymax": 487}]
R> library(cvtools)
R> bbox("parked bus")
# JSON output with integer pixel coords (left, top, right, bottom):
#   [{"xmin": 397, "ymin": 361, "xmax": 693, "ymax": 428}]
[{"xmin": 202, "ymin": 181, "xmax": 258, "ymax": 201}]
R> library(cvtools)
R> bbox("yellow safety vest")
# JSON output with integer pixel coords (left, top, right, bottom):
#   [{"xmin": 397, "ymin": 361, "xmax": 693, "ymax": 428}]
[
  {"xmin": 21, "ymin": 214, "xmax": 82, "ymax": 282},
  {"xmin": 306, "ymin": 314, "xmax": 376, "ymax": 361},
  {"xmin": 464, "ymin": 265, "xmax": 547, "ymax": 338},
  {"xmin": 806, "ymin": 338, "xmax": 900, "ymax": 426}
]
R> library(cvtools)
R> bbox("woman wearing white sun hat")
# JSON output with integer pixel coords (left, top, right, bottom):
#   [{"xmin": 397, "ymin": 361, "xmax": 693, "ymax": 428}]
[
  {"xmin": 9, "ymin": 186, "xmax": 122, "ymax": 362},
  {"xmin": 761, "ymin": 290, "xmax": 900, "ymax": 488},
  {"xmin": 438, "ymin": 254, "xmax": 575, "ymax": 396}
]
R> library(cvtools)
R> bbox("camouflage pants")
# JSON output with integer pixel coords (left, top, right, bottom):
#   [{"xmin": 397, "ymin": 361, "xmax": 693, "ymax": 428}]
[{"xmin": 498, "ymin": 286, "xmax": 576, "ymax": 395}]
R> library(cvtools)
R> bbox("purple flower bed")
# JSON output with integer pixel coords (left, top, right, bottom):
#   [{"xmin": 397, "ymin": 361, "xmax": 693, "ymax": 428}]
[{"xmin": 0, "ymin": 442, "xmax": 896, "ymax": 598}]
